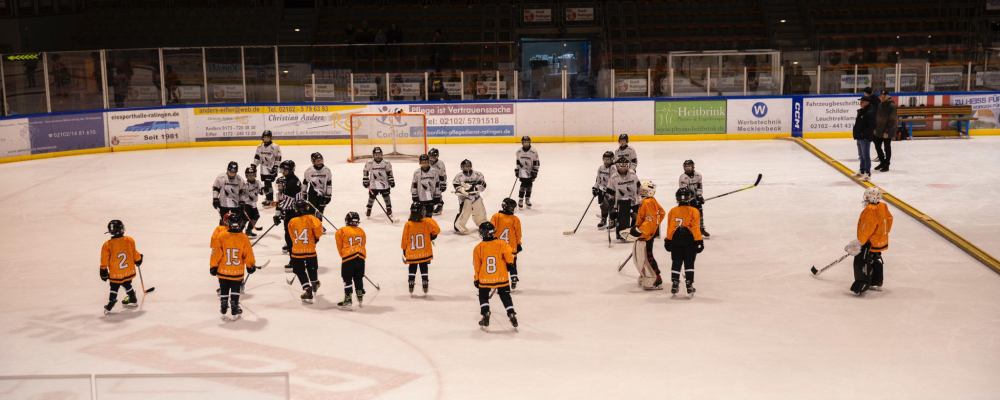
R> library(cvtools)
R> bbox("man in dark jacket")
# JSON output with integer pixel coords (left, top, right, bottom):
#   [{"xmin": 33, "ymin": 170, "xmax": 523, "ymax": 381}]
[
  {"xmin": 864, "ymin": 86, "xmax": 881, "ymax": 110},
  {"xmin": 874, "ymin": 90, "xmax": 897, "ymax": 172},
  {"xmin": 852, "ymin": 96, "xmax": 876, "ymax": 182}
]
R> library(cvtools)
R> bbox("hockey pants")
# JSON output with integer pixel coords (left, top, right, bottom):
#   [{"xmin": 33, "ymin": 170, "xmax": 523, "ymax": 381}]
[
  {"xmin": 341, "ymin": 257, "xmax": 365, "ymax": 296},
  {"xmin": 670, "ymin": 244, "xmax": 697, "ymax": 283},
  {"xmin": 408, "ymin": 262, "xmax": 429, "ymax": 282},
  {"xmin": 218, "ymin": 279, "xmax": 242, "ymax": 308},
  {"xmin": 454, "ymin": 197, "xmax": 487, "ymax": 234},
  {"xmin": 633, "ymin": 239, "xmax": 661, "ymax": 288},
  {"xmin": 599, "ymin": 193, "xmax": 614, "ymax": 221},
  {"xmin": 283, "ymin": 213, "xmax": 293, "ymax": 249},
  {"xmin": 307, "ymin": 192, "xmax": 326, "ymax": 219},
  {"xmin": 261, "ymin": 174, "xmax": 276, "ymax": 201},
  {"xmin": 614, "ymin": 200, "xmax": 638, "ymax": 239},
  {"xmin": 367, "ymin": 189, "xmax": 392, "ymax": 211},
  {"xmin": 108, "ymin": 280, "xmax": 136, "ymax": 303},
  {"xmin": 695, "ymin": 202, "xmax": 706, "ymax": 231},
  {"xmin": 292, "ymin": 256, "xmax": 319, "ymax": 291},
  {"xmin": 478, "ymin": 286, "xmax": 514, "ymax": 315},
  {"xmin": 518, "ymin": 178, "xmax": 534, "ymax": 199},
  {"xmin": 243, "ymin": 205, "xmax": 260, "ymax": 234}
]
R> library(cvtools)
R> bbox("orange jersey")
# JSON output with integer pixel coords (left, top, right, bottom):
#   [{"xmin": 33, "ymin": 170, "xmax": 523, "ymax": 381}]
[
  {"xmin": 665, "ymin": 205, "xmax": 703, "ymax": 241},
  {"xmin": 858, "ymin": 202, "xmax": 893, "ymax": 252},
  {"xmin": 100, "ymin": 236, "xmax": 142, "ymax": 284},
  {"xmin": 489, "ymin": 213, "xmax": 522, "ymax": 256},
  {"xmin": 402, "ymin": 218, "xmax": 441, "ymax": 264},
  {"xmin": 288, "ymin": 215, "xmax": 323, "ymax": 258},
  {"xmin": 335, "ymin": 226, "xmax": 367, "ymax": 262},
  {"xmin": 210, "ymin": 231, "xmax": 256, "ymax": 281},
  {"xmin": 473, "ymin": 239, "xmax": 514, "ymax": 288},
  {"xmin": 635, "ymin": 197, "xmax": 666, "ymax": 241},
  {"xmin": 211, "ymin": 225, "xmax": 227, "ymax": 248}
]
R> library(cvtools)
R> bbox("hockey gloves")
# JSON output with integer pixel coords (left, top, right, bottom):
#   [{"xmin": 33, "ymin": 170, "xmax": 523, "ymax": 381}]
[
  {"xmin": 474, "ymin": 280, "xmax": 480, "ymax": 288},
  {"xmin": 213, "ymin": 198, "xmax": 221, "ymax": 209},
  {"xmin": 430, "ymin": 234, "xmax": 438, "ymax": 241},
  {"xmin": 592, "ymin": 187, "xmax": 601, "ymax": 197},
  {"xmin": 135, "ymin": 254, "xmax": 143, "ymax": 267},
  {"xmin": 845, "ymin": 239, "xmax": 862, "ymax": 256},
  {"xmin": 323, "ymin": 195, "xmax": 331, "ymax": 206},
  {"xmin": 389, "ymin": 178, "xmax": 395, "ymax": 188},
  {"xmin": 363, "ymin": 177, "xmax": 370, "ymax": 188},
  {"xmin": 270, "ymin": 166, "xmax": 278, "ymax": 176},
  {"xmin": 273, "ymin": 215, "xmax": 282, "ymax": 226},
  {"xmin": 695, "ymin": 240, "xmax": 704, "ymax": 253},
  {"xmin": 247, "ymin": 265, "xmax": 257, "ymax": 274},
  {"xmin": 412, "ymin": 195, "xmax": 420, "ymax": 203},
  {"xmin": 531, "ymin": 171, "xmax": 537, "ymax": 182},
  {"xmin": 100, "ymin": 268, "xmax": 109, "ymax": 281},
  {"xmin": 517, "ymin": 244, "xmax": 523, "ymax": 253},
  {"xmin": 664, "ymin": 239, "xmax": 672, "ymax": 252},
  {"xmin": 514, "ymin": 168, "xmax": 519, "ymax": 177},
  {"xmin": 210, "ymin": 267, "xmax": 218, "ymax": 276},
  {"xmin": 697, "ymin": 195, "xmax": 705, "ymax": 205}
]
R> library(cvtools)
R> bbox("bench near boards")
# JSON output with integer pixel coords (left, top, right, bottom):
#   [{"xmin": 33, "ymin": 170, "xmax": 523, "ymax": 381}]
[{"xmin": 897, "ymin": 105, "xmax": 977, "ymax": 138}]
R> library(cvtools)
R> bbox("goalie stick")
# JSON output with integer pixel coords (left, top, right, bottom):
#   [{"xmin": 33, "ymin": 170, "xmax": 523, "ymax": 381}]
[
  {"xmin": 811, "ymin": 253, "xmax": 850, "ymax": 276},
  {"xmin": 703, "ymin": 174, "xmax": 763, "ymax": 202},
  {"xmin": 563, "ymin": 195, "xmax": 597, "ymax": 235}
]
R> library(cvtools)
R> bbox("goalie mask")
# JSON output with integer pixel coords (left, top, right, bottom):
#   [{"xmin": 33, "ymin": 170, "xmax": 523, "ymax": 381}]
[
  {"xmin": 615, "ymin": 157, "xmax": 630, "ymax": 174},
  {"xmin": 639, "ymin": 181, "xmax": 656, "ymax": 198},
  {"xmin": 461, "ymin": 159, "xmax": 473, "ymax": 175},
  {"xmin": 863, "ymin": 187, "xmax": 882, "ymax": 206}
]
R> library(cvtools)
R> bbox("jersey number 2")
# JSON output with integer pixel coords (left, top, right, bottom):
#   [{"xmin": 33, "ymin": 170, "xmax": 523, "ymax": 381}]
[{"xmin": 116, "ymin": 253, "xmax": 128, "ymax": 269}]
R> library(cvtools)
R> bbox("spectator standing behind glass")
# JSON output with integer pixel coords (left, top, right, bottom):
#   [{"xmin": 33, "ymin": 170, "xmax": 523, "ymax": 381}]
[
  {"xmin": 375, "ymin": 28, "xmax": 387, "ymax": 45},
  {"xmin": 388, "ymin": 23, "xmax": 403, "ymax": 44},
  {"xmin": 165, "ymin": 65, "xmax": 181, "ymax": 104},
  {"xmin": 24, "ymin": 59, "xmax": 38, "ymax": 88},
  {"xmin": 428, "ymin": 79, "xmax": 451, "ymax": 101},
  {"xmin": 874, "ymin": 90, "xmax": 896, "ymax": 172},
  {"xmin": 345, "ymin": 23, "xmax": 356, "ymax": 44},
  {"xmin": 852, "ymin": 96, "xmax": 876, "ymax": 182},
  {"xmin": 50, "ymin": 54, "xmax": 69, "ymax": 97},
  {"xmin": 113, "ymin": 67, "xmax": 128, "ymax": 108}
]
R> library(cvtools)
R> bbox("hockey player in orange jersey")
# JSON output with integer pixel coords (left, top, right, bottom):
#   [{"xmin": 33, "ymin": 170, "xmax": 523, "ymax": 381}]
[
  {"xmin": 490, "ymin": 198, "xmax": 523, "ymax": 290},
  {"xmin": 473, "ymin": 222, "xmax": 518, "ymax": 331},
  {"xmin": 402, "ymin": 203, "xmax": 440, "ymax": 295},
  {"xmin": 846, "ymin": 187, "xmax": 893, "ymax": 294},
  {"xmin": 335, "ymin": 211, "xmax": 367, "ymax": 309},
  {"xmin": 621, "ymin": 182, "xmax": 666, "ymax": 290},
  {"xmin": 288, "ymin": 200, "xmax": 323, "ymax": 303},
  {"xmin": 664, "ymin": 188, "xmax": 704, "ymax": 296},
  {"xmin": 210, "ymin": 214, "xmax": 257, "ymax": 320},
  {"xmin": 100, "ymin": 220, "xmax": 144, "ymax": 315}
]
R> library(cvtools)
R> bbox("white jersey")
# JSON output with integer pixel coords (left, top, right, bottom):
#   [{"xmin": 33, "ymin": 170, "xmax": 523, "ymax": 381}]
[
  {"xmin": 607, "ymin": 170, "xmax": 640, "ymax": 206},
  {"xmin": 429, "ymin": 159, "xmax": 447, "ymax": 194},
  {"xmin": 516, "ymin": 147, "xmax": 540, "ymax": 179},
  {"xmin": 253, "ymin": 143, "xmax": 282, "ymax": 176},
  {"xmin": 615, "ymin": 146, "xmax": 638, "ymax": 170},
  {"xmin": 212, "ymin": 173, "xmax": 247, "ymax": 208},
  {"xmin": 412, "ymin": 167, "xmax": 443, "ymax": 201},
  {"xmin": 453, "ymin": 170, "xmax": 487, "ymax": 202},
  {"xmin": 302, "ymin": 165, "xmax": 333, "ymax": 197},
  {"xmin": 243, "ymin": 179, "xmax": 262, "ymax": 209},
  {"xmin": 679, "ymin": 172, "xmax": 703, "ymax": 197},
  {"xmin": 593, "ymin": 163, "xmax": 614, "ymax": 191},
  {"xmin": 363, "ymin": 159, "xmax": 395, "ymax": 190}
]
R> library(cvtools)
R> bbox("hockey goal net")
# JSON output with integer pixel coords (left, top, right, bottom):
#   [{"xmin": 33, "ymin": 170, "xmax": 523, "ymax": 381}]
[{"xmin": 348, "ymin": 113, "xmax": 428, "ymax": 162}]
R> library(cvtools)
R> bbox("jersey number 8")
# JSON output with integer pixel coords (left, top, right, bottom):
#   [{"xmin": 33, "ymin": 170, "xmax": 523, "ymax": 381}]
[{"xmin": 486, "ymin": 256, "xmax": 497, "ymax": 274}]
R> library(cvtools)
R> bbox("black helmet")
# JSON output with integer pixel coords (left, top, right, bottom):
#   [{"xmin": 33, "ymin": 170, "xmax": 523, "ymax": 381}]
[
  {"xmin": 245, "ymin": 165, "xmax": 257, "ymax": 178},
  {"xmin": 345, "ymin": 211, "xmax": 361, "ymax": 227},
  {"xmin": 373, "ymin": 147, "xmax": 383, "ymax": 161},
  {"xmin": 262, "ymin": 130, "xmax": 273, "ymax": 139},
  {"xmin": 615, "ymin": 156, "xmax": 630, "ymax": 171},
  {"xmin": 618, "ymin": 134, "xmax": 629, "ymax": 143},
  {"xmin": 295, "ymin": 199, "xmax": 310, "ymax": 214},
  {"xmin": 419, "ymin": 154, "xmax": 430, "ymax": 163},
  {"xmin": 521, "ymin": 136, "xmax": 531, "ymax": 144},
  {"xmin": 676, "ymin": 187, "xmax": 695, "ymax": 205},
  {"xmin": 428, "ymin": 148, "xmax": 439, "ymax": 158},
  {"xmin": 602, "ymin": 151, "xmax": 614, "ymax": 161},
  {"xmin": 275, "ymin": 176, "xmax": 286, "ymax": 189},
  {"xmin": 478, "ymin": 221, "xmax": 496, "ymax": 240},
  {"xmin": 461, "ymin": 159, "xmax": 472, "ymax": 174},
  {"xmin": 409, "ymin": 202, "xmax": 425, "ymax": 221},
  {"xmin": 226, "ymin": 212, "xmax": 243, "ymax": 232},
  {"xmin": 683, "ymin": 159, "xmax": 695, "ymax": 170},
  {"xmin": 311, "ymin": 152, "xmax": 324, "ymax": 163},
  {"xmin": 501, "ymin": 198, "xmax": 517, "ymax": 215},
  {"xmin": 280, "ymin": 159, "xmax": 295, "ymax": 173},
  {"xmin": 107, "ymin": 219, "xmax": 125, "ymax": 237},
  {"xmin": 227, "ymin": 161, "xmax": 239, "ymax": 174}
]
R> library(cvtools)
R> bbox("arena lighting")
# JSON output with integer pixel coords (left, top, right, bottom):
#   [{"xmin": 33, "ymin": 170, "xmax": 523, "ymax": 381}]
[
  {"xmin": 780, "ymin": 20, "xmax": 786, "ymax": 23},
  {"xmin": 295, "ymin": 28, "xmax": 300, "ymax": 32},
  {"xmin": 793, "ymin": 61, "xmax": 798, "ymax": 64}
]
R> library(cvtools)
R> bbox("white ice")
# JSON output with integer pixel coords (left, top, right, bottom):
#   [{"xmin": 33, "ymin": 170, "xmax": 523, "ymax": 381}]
[{"xmin": 1, "ymin": 140, "xmax": 999, "ymax": 400}]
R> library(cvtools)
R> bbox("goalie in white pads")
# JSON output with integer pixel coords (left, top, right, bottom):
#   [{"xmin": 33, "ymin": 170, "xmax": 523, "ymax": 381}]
[
  {"xmin": 363, "ymin": 147, "xmax": 395, "ymax": 217},
  {"xmin": 453, "ymin": 159, "xmax": 488, "ymax": 234},
  {"xmin": 515, "ymin": 136, "xmax": 539, "ymax": 209},
  {"xmin": 412, "ymin": 154, "xmax": 444, "ymax": 218},
  {"xmin": 621, "ymin": 182, "xmax": 665, "ymax": 290}
]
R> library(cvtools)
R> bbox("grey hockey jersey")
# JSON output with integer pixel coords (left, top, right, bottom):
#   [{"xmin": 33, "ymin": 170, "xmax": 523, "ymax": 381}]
[
  {"xmin": 253, "ymin": 143, "xmax": 282, "ymax": 176},
  {"xmin": 593, "ymin": 164, "xmax": 614, "ymax": 191},
  {"xmin": 412, "ymin": 167, "xmax": 443, "ymax": 202},
  {"xmin": 614, "ymin": 146, "xmax": 638, "ymax": 170},
  {"xmin": 679, "ymin": 172, "xmax": 703, "ymax": 197},
  {"xmin": 607, "ymin": 170, "xmax": 640, "ymax": 206},
  {"xmin": 302, "ymin": 165, "xmax": 333, "ymax": 197},
  {"xmin": 363, "ymin": 159, "xmax": 395, "ymax": 190},
  {"xmin": 429, "ymin": 159, "xmax": 447, "ymax": 194},
  {"xmin": 516, "ymin": 147, "xmax": 540, "ymax": 179},
  {"xmin": 243, "ymin": 179, "xmax": 262, "ymax": 208},
  {"xmin": 453, "ymin": 170, "xmax": 487, "ymax": 202},
  {"xmin": 213, "ymin": 173, "xmax": 247, "ymax": 208}
]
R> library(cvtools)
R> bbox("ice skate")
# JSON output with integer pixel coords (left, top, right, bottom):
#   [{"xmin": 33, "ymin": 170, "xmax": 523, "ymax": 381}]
[
  {"xmin": 122, "ymin": 294, "xmax": 138, "ymax": 307},
  {"xmin": 216, "ymin": 288, "xmax": 222, "ymax": 296},
  {"xmin": 312, "ymin": 281, "xmax": 321, "ymax": 293},
  {"xmin": 301, "ymin": 287, "xmax": 314, "ymax": 303},
  {"xmin": 479, "ymin": 311, "xmax": 491, "ymax": 331},
  {"xmin": 525, "ymin": 198, "xmax": 532, "ymax": 209},
  {"xmin": 356, "ymin": 289, "xmax": 365, "ymax": 307},
  {"xmin": 644, "ymin": 275, "xmax": 663, "ymax": 291},
  {"xmin": 518, "ymin": 198, "xmax": 524, "ymax": 209},
  {"xmin": 386, "ymin": 207, "xmax": 392, "ymax": 217},
  {"xmin": 284, "ymin": 264, "xmax": 292, "ymax": 273},
  {"xmin": 103, "ymin": 300, "xmax": 116, "ymax": 315},
  {"xmin": 408, "ymin": 280, "xmax": 415, "ymax": 295},
  {"xmin": 282, "ymin": 245, "xmax": 290, "ymax": 254},
  {"xmin": 511, "ymin": 276, "xmax": 519, "ymax": 290},
  {"xmin": 701, "ymin": 229, "xmax": 711, "ymax": 239},
  {"xmin": 366, "ymin": 208, "xmax": 372, "ymax": 217},
  {"xmin": 870, "ymin": 285, "xmax": 882, "ymax": 291},
  {"xmin": 337, "ymin": 295, "xmax": 353, "ymax": 310},
  {"xmin": 433, "ymin": 204, "xmax": 443, "ymax": 215},
  {"xmin": 597, "ymin": 219, "xmax": 607, "ymax": 229},
  {"xmin": 508, "ymin": 311, "xmax": 519, "ymax": 330},
  {"xmin": 246, "ymin": 230, "xmax": 257, "ymax": 238},
  {"xmin": 262, "ymin": 200, "xmax": 273, "ymax": 209},
  {"xmin": 231, "ymin": 303, "xmax": 242, "ymax": 320},
  {"xmin": 685, "ymin": 280, "xmax": 696, "ymax": 297},
  {"xmin": 671, "ymin": 280, "xmax": 680, "ymax": 294},
  {"xmin": 220, "ymin": 302, "xmax": 228, "ymax": 319},
  {"xmin": 422, "ymin": 279, "xmax": 429, "ymax": 294}
]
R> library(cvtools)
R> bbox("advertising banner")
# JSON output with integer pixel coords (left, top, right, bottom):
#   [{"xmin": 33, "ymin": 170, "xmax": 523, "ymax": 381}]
[
  {"xmin": 27, "ymin": 112, "xmax": 106, "ymax": 154},
  {"xmin": 801, "ymin": 96, "xmax": 857, "ymax": 133},
  {"xmin": 212, "ymin": 84, "xmax": 244, "ymax": 100},
  {"xmin": 389, "ymin": 82, "xmax": 421, "ymax": 97},
  {"xmin": 475, "ymin": 80, "xmax": 507, "ymax": 96},
  {"xmin": 523, "ymin": 9, "xmax": 552, "ymax": 22},
  {"xmin": 565, "ymin": 7, "xmax": 594, "ymax": 21},
  {"xmin": 189, "ymin": 104, "xmax": 367, "ymax": 141},
  {"xmin": 0, "ymin": 118, "xmax": 31, "ymax": 158},
  {"xmin": 107, "ymin": 109, "xmax": 189, "ymax": 148},
  {"xmin": 443, "ymin": 82, "xmax": 462, "ymax": 97},
  {"xmin": 839, "ymin": 73, "xmax": 872, "ymax": 89},
  {"xmin": 616, "ymin": 78, "xmax": 648, "ymax": 94},
  {"xmin": 952, "ymin": 93, "xmax": 1000, "ymax": 130},
  {"xmin": 127, "ymin": 86, "xmax": 160, "ymax": 101},
  {"xmin": 176, "ymin": 86, "xmax": 203, "ymax": 100},
  {"xmin": 885, "ymin": 73, "xmax": 919, "ymax": 89},
  {"xmin": 407, "ymin": 103, "xmax": 515, "ymax": 137},
  {"xmin": 353, "ymin": 83, "xmax": 379, "ymax": 97},
  {"xmin": 726, "ymin": 98, "xmax": 792, "ymax": 134},
  {"xmin": 304, "ymin": 84, "xmax": 337, "ymax": 99},
  {"xmin": 654, "ymin": 100, "xmax": 726, "ymax": 135},
  {"xmin": 928, "ymin": 72, "xmax": 963, "ymax": 89},
  {"xmin": 791, "ymin": 96, "xmax": 804, "ymax": 137}
]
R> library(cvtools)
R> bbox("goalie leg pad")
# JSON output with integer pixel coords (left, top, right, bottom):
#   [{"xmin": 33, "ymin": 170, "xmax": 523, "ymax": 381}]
[
  {"xmin": 470, "ymin": 198, "xmax": 488, "ymax": 226},
  {"xmin": 634, "ymin": 241, "xmax": 657, "ymax": 288},
  {"xmin": 454, "ymin": 198, "xmax": 474, "ymax": 233}
]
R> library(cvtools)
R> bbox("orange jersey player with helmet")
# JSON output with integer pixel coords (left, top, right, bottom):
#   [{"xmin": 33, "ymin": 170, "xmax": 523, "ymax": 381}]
[
  {"xmin": 664, "ymin": 188, "xmax": 703, "ymax": 296},
  {"xmin": 490, "ymin": 198, "xmax": 523, "ymax": 289},
  {"xmin": 210, "ymin": 213, "xmax": 257, "ymax": 320},
  {"xmin": 622, "ymin": 182, "xmax": 665, "ymax": 290},
  {"xmin": 848, "ymin": 187, "xmax": 893, "ymax": 295},
  {"xmin": 287, "ymin": 200, "xmax": 323, "ymax": 304},
  {"xmin": 473, "ymin": 221, "xmax": 518, "ymax": 331},
  {"xmin": 100, "ymin": 220, "xmax": 144, "ymax": 315},
  {"xmin": 402, "ymin": 203, "xmax": 440, "ymax": 295},
  {"xmin": 335, "ymin": 211, "xmax": 367, "ymax": 309}
]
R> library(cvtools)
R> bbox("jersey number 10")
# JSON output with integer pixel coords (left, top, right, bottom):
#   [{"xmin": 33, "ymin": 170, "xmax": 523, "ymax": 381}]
[{"xmin": 409, "ymin": 234, "xmax": 426, "ymax": 250}]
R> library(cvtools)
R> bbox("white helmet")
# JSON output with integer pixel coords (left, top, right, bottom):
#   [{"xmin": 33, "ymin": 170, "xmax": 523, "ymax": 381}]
[
  {"xmin": 863, "ymin": 186, "xmax": 882, "ymax": 206},
  {"xmin": 639, "ymin": 181, "xmax": 656, "ymax": 198}
]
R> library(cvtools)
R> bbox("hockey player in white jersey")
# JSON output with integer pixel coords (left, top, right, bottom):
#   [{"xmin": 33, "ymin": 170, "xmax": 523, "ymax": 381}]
[
  {"xmin": 253, "ymin": 130, "xmax": 281, "ymax": 208},
  {"xmin": 515, "ymin": 136, "xmax": 540, "ymax": 209},
  {"xmin": 363, "ymin": 147, "xmax": 395, "ymax": 218},
  {"xmin": 302, "ymin": 152, "xmax": 333, "ymax": 220},
  {"xmin": 679, "ymin": 159, "xmax": 709, "ymax": 238},
  {"xmin": 412, "ymin": 154, "xmax": 443, "ymax": 217},
  {"xmin": 453, "ymin": 159, "xmax": 488, "ymax": 234},
  {"xmin": 614, "ymin": 134, "xmax": 638, "ymax": 172},
  {"xmin": 592, "ymin": 151, "xmax": 616, "ymax": 229},
  {"xmin": 605, "ymin": 157, "xmax": 640, "ymax": 242},
  {"xmin": 242, "ymin": 165, "xmax": 262, "ymax": 239},
  {"xmin": 213, "ymin": 161, "xmax": 247, "ymax": 220},
  {"xmin": 428, "ymin": 148, "xmax": 447, "ymax": 215}
]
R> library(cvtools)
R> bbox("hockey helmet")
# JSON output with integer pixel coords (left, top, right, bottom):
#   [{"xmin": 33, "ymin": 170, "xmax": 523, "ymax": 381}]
[
  {"xmin": 226, "ymin": 212, "xmax": 243, "ymax": 232},
  {"xmin": 227, "ymin": 161, "xmax": 239, "ymax": 174},
  {"xmin": 107, "ymin": 219, "xmax": 125, "ymax": 237},
  {"xmin": 245, "ymin": 165, "xmax": 257, "ymax": 179},
  {"xmin": 683, "ymin": 159, "xmax": 695, "ymax": 174},
  {"xmin": 521, "ymin": 136, "xmax": 531, "ymax": 148},
  {"xmin": 428, "ymin": 148, "xmax": 439, "ymax": 159},
  {"xmin": 478, "ymin": 221, "xmax": 496, "ymax": 240},
  {"xmin": 345, "ymin": 211, "xmax": 361, "ymax": 227},
  {"xmin": 311, "ymin": 152, "xmax": 324, "ymax": 165},
  {"xmin": 262, "ymin": 130, "xmax": 273, "ymax": 140},
  {"xmin": 372, "ymin": 147, "xmax": 384, "ymax": 161},
  {"xmin": 280, "ymin": 159, "xmax": 295, "ymax": 173},
  {"xmin": 618, "ymin": 134, "xmax": 629, "ymax": 144},
  {"xmin": 295, "ymin": 199, "xmax": 310, "ymax": 214},
  {"xmin": 501, "ymin": 198, "xmax": 517, "ymax": 215},
  {"xmin": 615, "ymin": 156, "xmax": 630, "ymax": 172},
  {"xmin": 409, "ymin": 202, "xmax": 425, "ymax": 220},
  {"xmin": 863, "ymin": 187, "xmax": 882, "ymax": 206},
  {"xmin": 676, "ymin": 188, "xmax": 695, "ymax": 205},
  {"xmin": 275, "ymin": 176, "xmax": 286, "ymax": 191},
  {"xmin": 461, "ymin": 159, "xmax": 473, "ymax": 174},
  {"xmin": 639, "ymin": 181, "xmax": 657, "ymax": 198}
]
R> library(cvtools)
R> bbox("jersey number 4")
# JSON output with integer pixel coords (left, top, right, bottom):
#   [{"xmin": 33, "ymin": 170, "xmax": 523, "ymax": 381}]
[{"xmin": 498, "ymin": 228, "xmax": 510, "ymax": 242}]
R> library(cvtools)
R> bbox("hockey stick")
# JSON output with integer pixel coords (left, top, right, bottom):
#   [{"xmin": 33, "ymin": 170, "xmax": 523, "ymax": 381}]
[
  {"xmin": 617, "ymin": 252, "xmax": 633, "ymax": 272},
  {"xmin": 136, "ymin": 265, "xmax": 155, "ymax": 294},
  {"xmin": 811, "ymin": 253, "xmax": 850, "ymax": 276},
  {"xmin": 306, "ymin": 200, "xmax": 340, "ymax": 231},
  {"xmin": 508, "ymin": 179, "xmax": 518, "ymax": 198},
  {"xmin": 364, "ymin": 275, "xmax": 381, "ymax": 291},
  {"xmin": 286, "ymin": 275, "xmax": 296, "ymax": 285},
  {"xmin": 368, "ymin": 187, "xmax": 395, "ymax": 223},
  {"xmin": 251, "ymin": 221, "xmax": 279, "ymax": 247},
  {"xmin": 563, "ymin": 195, "xmax": 597, "ymax": 235},
  {"xmin": 242, "ymin": 210, "xmax": 263, "ymax": 231},
  {"xmin": 240, "ymin": 259, "xmax": 270, "ymax": 291},
  {"xmin": 703, "ymin": 174, "xmax": 763, "ymax": 202}
]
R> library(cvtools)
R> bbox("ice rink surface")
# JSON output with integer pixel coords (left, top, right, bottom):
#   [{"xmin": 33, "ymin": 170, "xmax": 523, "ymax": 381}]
[{"xmin": 1, "ymin": 140, "xmax": 999, "ymax": 399}]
